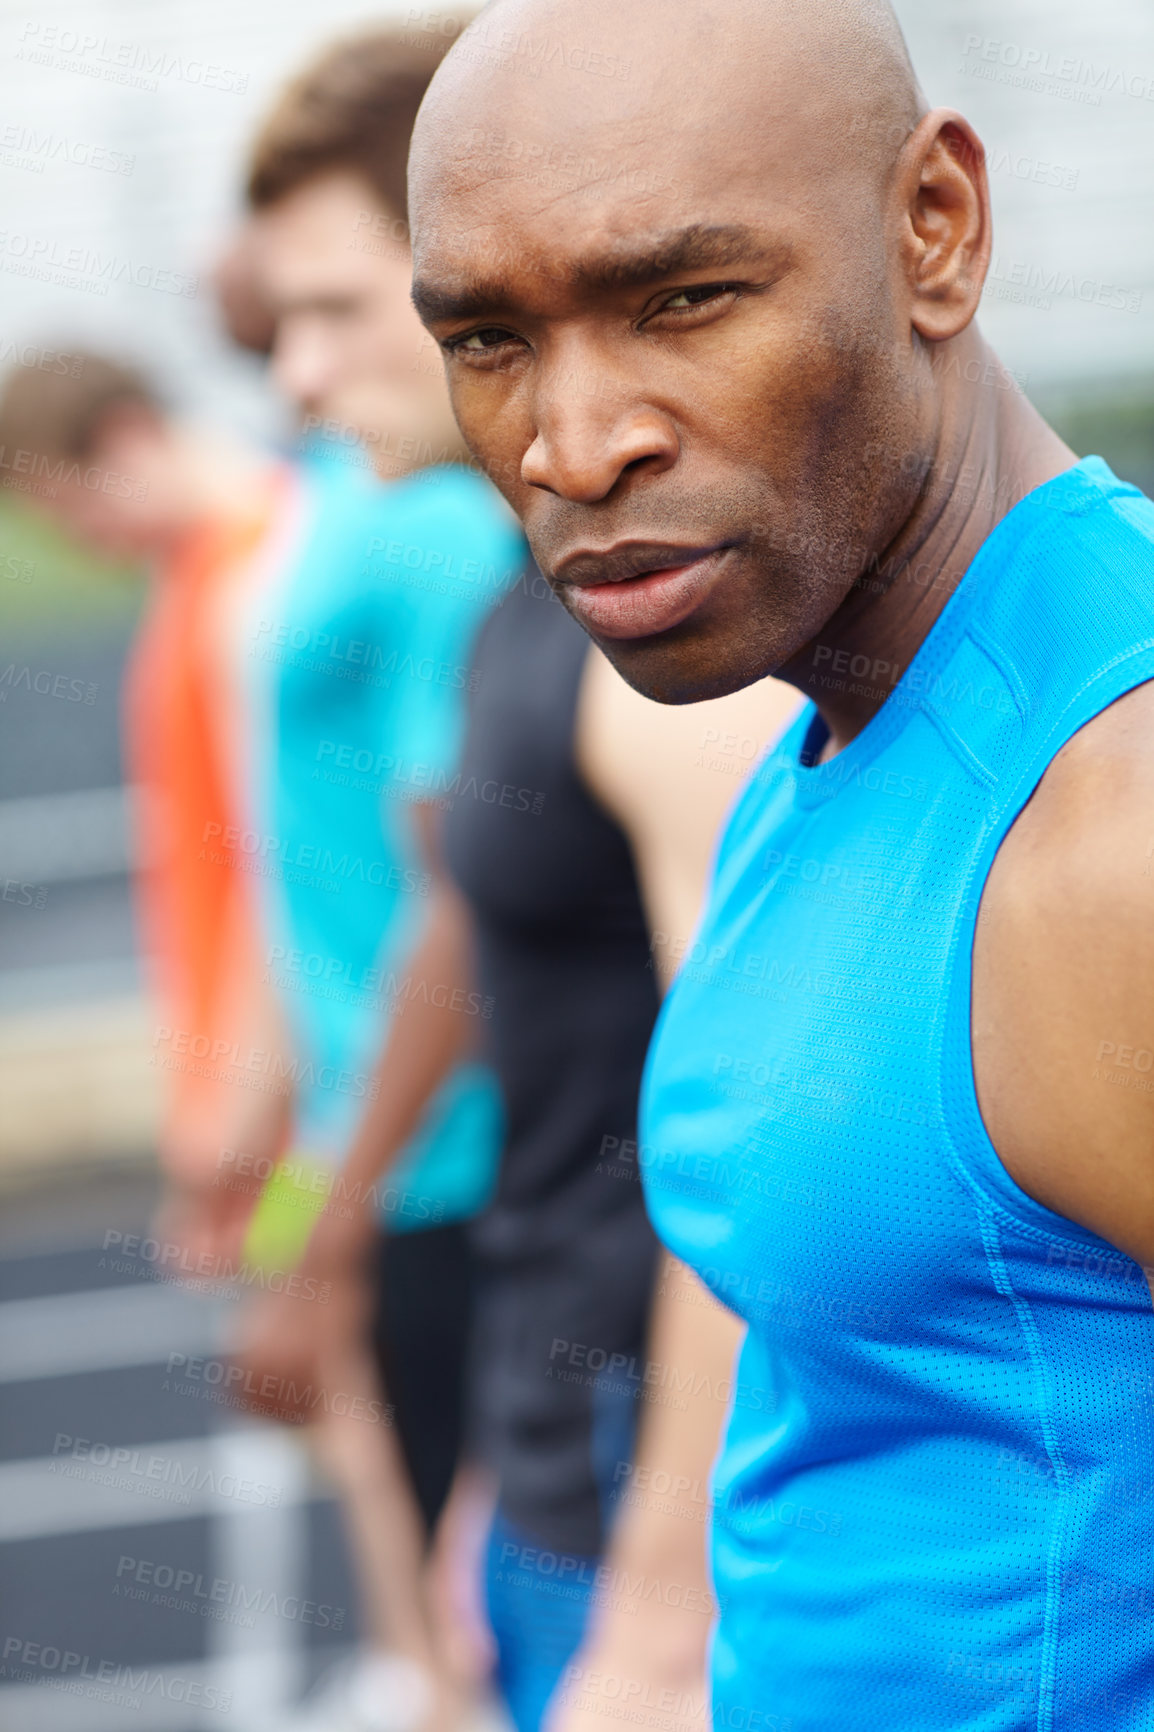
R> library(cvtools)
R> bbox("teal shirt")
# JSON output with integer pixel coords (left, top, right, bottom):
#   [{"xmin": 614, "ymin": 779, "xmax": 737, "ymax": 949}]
[{"xmin": 241, "ymin": 450, "xmax": 524, "ymax": 1230}]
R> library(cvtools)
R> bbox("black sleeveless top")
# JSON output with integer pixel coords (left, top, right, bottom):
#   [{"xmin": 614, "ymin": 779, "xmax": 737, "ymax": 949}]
[{"xmin": 444, "ymin": 569, "xmax": 660, "ymax": 1269}]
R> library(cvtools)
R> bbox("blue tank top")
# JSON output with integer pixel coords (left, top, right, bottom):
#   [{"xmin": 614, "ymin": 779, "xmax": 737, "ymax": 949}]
[{"xmin": 641, "ymin": 457, "xmax": 1154, "ymax": 1731}]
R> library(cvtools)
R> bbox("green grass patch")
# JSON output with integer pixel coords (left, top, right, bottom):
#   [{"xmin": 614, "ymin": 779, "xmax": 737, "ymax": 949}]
[
  {"xmin": 0, "ymin": 496, "xmax": 146, "ymax": 635},
  {"xmin": 1037, "ymin": 377, "xmax": 1154, "ymax": 497}
]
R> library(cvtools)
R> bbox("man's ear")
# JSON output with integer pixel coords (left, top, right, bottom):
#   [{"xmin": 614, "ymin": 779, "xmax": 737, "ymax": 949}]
[{"xmin": 895, "ymin": 108, "xmax": 991, "ymax": 343}]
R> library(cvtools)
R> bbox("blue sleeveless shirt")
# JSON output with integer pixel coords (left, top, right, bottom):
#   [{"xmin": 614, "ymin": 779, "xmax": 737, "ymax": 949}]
[{"xmin": 641, "ymin": 458, "xmax": 1154, "ymax": 1731}]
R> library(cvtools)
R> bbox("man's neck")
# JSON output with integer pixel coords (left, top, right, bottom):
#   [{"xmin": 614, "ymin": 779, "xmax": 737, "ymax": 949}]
[{"xmin": 782, "ymin": 334, "xmax": 1077, "ymax": 758}]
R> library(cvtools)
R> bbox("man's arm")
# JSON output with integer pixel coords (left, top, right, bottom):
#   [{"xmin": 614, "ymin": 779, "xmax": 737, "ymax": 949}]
[
  {"xmin": 553, "ymin": 651, "xmax": 799, "ymax": 1726},
  {"xmin": 576, "ymin": 647, "xmax": 802, "ymax": 988},
  {"xmin": 230, "ymin": 802, "xmax": 480, "ymax": 1420},
  {"xmin": 308, "ymin": 819, "xmax": 479, "ymax": 1269},
  {"xmin": 973, "ymin": 676, "xmax": 1154, "ymax": 1271},
  {"xmin": 155, "ymin": 945, "xmax": 295, "ymax": 1265}
]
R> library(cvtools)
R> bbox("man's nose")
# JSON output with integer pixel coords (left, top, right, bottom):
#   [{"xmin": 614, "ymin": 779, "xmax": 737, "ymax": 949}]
[
  {"xmin": 271, "ymin": 325, "xmax": 333, "ymax": 413},
  {"xmin": 520, "ymin": 358, "xmax": 678, "ymax": 503}
]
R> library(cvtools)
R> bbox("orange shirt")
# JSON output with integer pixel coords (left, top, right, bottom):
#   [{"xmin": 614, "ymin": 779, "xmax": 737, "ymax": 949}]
[{"xmin": 123, "ymin": 476, "xmax": 291, "ymax": 1170}]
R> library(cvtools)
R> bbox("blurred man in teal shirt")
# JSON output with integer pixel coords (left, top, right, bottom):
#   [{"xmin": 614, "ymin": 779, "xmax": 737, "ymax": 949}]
[{"xmin": 191, "ymin": 29, "xmax": 524, "ymax": 1732}]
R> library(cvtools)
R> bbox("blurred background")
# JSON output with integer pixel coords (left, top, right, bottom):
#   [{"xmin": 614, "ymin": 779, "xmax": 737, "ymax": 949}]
[{"xmin": 1, "ymin": 0, "xmax": 1152, "ymax": 1726}]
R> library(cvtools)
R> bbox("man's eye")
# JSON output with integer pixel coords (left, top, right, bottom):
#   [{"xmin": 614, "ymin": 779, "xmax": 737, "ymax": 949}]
[
  {"xmin": 448, "ymin": 327, "xmax": 515, "ymax": 353},
  {"xmin": 660, "ymin": 284, "xmax": 736, "ymax": 312}
]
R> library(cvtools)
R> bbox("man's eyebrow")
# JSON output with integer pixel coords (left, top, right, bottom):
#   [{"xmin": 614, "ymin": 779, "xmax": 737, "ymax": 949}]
[
  {"xmin": 412, "ymin": 223, "xmax": 783, "ymax": 325},
  {"xmin": 573, "ymin": 222, "xmax": 777, "ymax": 292},
  {"xmin": 411, "ymin": 276, "xmax": 498, "ymax": 325}
]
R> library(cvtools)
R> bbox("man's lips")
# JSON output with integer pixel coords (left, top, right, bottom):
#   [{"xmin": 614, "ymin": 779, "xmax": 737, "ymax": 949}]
[{"xmin": 552, "ymin": 542, "xmax": 734, "ymax": 641}]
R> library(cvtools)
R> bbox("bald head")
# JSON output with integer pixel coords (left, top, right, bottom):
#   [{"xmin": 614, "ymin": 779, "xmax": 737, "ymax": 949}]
[
  {"xmin": 408, "ymin": 0, "xmax": 991, "ymax": 705},
  {"xmin": 412, "ymin": 0, "xmax": 924, "ymax": 237}
]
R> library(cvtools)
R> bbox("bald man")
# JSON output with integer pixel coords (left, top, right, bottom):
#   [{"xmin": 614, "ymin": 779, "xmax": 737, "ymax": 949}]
[{"xmin": 406, "ymin": 2, "xmax": 1154, "ymax": 1728}]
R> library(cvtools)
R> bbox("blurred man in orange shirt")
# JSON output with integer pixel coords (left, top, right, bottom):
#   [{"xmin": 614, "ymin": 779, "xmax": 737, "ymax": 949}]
[{"xmin": 0, "ymin": 353, "xmax": 294, "ymax": 1232}]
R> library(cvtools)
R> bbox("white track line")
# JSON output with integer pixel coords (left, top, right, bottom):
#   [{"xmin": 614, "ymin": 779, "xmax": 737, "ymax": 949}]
[
  {"xmin": 0, "ymin": 1283, "xmax": 226, "ymax": 1383},
  {"xmin": 0, "ymin": 1427, "xmax": 319, "ymax": 1542},
  {"xmin": 203, "ymin": 1428, "xmax": 311, "ymax": 1729}
]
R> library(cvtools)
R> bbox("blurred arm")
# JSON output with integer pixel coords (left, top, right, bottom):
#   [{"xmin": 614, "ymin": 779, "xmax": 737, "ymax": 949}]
[
  {"xmin": 575, "ymin": 648, "xmax": 801, "ymax": 990},
  {"xmin": 229, "ymin": 800, "xmax": 479, "ymax": 1420},
  {"xmin": 291, "ymin": 799, "xmax": 477, "ymax": 1272},
  {"xmin": 548, "ymin": 1255, "xmax": 743, "ymax": 1731},
  {"xmin": 548, "ymin": 652, "xmax": 799, "ymax": 1727},
  {"xmin": 154, "ymin": 922, "xmax": 296, "ymax": 1265}
]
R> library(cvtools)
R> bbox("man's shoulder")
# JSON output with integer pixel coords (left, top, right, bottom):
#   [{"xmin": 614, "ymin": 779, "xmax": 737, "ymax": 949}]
[
  {"xmin": 985, "ymin": 680, "xmax": 1154, "ymax": 972},
  {"xmin": 970, "ymin": 461, "xmax": 1154, "ymax": 659},
  {"xmin": 1025, "ymin": 678, "xmax": 1154, "ymax": 881},
  {"xmin": 1039, "ymin": 461, "xmax": 1154, "ymax": 600}
]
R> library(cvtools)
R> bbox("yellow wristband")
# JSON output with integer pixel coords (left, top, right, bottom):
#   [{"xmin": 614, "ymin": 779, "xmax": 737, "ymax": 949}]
[{"xmin": 241, "ymin": 1152, "xmax": 334, "ymax": 1275}]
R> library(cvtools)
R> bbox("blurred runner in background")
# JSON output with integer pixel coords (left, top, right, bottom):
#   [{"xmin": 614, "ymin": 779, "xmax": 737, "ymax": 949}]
[
  {"xmin": 545, "ymin": 652, "xmax": 799, "ymax": 1732},
  {"xmin": 0, "ymin": 347, "xmax": 470, "ymax": 1731},
  {"xmin": 299, "ymin": 551, "xmax": 800, "ymax": 1730},
  {"xmin": 440, "ymin": 602, "xmax": 798, "ymax": 1732},
  {"xmin": 0, "ymin": 352, "xmax": 294, "ymax": 1222},
  {"xmin": 214, "ymin": 27, "xmax": 526, "ymax": 1732}
]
